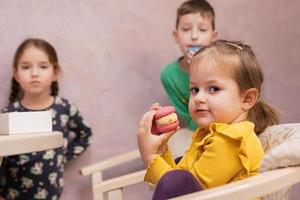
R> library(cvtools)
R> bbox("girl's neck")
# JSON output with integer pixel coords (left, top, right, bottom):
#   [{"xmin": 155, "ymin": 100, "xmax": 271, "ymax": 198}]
[
  {"xmin": 179, "ymin": 56, "xmax": 190, "ymax": 73},
  {"xmin": 230, "ymin": 110, "xmax": 248, "ymax": 125},
  {"xmin": 21, "ymin": 94, "xmax": 55, "ymax": 110}
]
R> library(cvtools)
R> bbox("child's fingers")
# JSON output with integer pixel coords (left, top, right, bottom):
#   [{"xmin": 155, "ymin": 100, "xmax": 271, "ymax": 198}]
[
  {"xmin": 187, "ymin": 52, "xmax": 194, "ymax": 58},
  {"xmin": 150, "ymin": 102, "xmax": 161, "ymax": 111},
  {"xmin": 159, "ymin": 129, "xmax": 178, "ymax": 143},
  {"xmin": 144, "ymin": 110, "xmax": 156, "ymax": 129},
  {"xmin": 137, "ymin": 110, "xmax": 156, "ymax": 136},
  {"xmin": 150, "ymin": 102, "xmax": 159, "ymax": 110},
  {"xmin": 187, "ymin": 53, "xmax": 195, "ymax": 64}
]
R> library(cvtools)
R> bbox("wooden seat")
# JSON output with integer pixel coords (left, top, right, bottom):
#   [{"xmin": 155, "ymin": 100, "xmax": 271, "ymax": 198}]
[
  {"xmin": 80, "ymin": 124, "xmax": 300, "ymax": 200},
  {"xmin": 81, "ymin": 153, "xmax": 300, "ymax": 200}
]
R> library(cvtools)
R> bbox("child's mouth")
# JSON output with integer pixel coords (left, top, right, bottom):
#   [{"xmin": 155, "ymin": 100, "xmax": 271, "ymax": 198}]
[
  {"xmin": 30, "ymin": 81, "xmax": 40, "ymax": 85},
  {"xmin": 196, "ymin": 109, "xmax": 208, "ymax": 113}
]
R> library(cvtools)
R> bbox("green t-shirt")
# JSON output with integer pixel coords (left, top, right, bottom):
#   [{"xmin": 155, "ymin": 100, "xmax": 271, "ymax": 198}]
[{"xmin": 160, "ymin": 59, "xmax": 198, "ymax": 131}]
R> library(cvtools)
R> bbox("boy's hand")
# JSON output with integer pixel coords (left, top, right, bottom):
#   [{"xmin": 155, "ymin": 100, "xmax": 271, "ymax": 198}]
[{"xmin": 186, "ymin": 46, "xmax": 202, "ymax": 64}]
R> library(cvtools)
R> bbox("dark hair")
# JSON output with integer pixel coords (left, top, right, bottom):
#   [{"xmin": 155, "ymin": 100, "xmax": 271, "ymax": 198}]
[
  {"xmin": 191, "ymin": 40, "xmax": 280, "ymax": 134},
  {"xmin": 176, "ymin": 0, "xmax": 215, "ymax": 30},
  {"xmin": 9, "ymin": 38, "xmax": 60, "ymax": 104}
]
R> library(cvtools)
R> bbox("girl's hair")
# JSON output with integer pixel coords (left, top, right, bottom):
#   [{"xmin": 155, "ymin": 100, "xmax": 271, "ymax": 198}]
[
  {"xmin": 9, "ymin": 38, "xmax": 60, "ymax": 104},
  {"xmin": 191, "ymin": 39, "xmax": 280, "ymax": 134},
  {"xmin": 176, "ymin": 0, "xmax": 215, "ymax": 30}
]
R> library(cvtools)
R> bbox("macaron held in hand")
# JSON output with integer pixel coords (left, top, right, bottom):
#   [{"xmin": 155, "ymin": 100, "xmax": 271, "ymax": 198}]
[{"xmin": 153, "ymin": 106, "xmax": 179, "ymax": 134}]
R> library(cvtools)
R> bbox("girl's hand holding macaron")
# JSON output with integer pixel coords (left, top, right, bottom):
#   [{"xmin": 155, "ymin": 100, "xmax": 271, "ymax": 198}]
[
  {"xmin": 153, "ymin": 106, "xmax": 179, "ymax": 134},
  {"xmin": 137, "ymin": 103, "xmax": 179, "ymax": 167}
]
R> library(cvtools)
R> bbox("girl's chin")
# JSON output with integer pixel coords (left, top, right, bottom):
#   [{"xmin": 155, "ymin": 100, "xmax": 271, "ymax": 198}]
[
  {"xmin": 199, "ymin": 124, "xmax": 209, "ymax": 130},
  {"xmin": 196, "ymin": 119, "xmax": 212, "ymax": 127}
]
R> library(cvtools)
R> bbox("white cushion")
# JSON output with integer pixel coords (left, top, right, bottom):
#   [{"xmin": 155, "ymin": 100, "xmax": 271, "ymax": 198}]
[
  {"xmin": 259, "ymin": 123, "xmax": 300, "ymax": 172},
  {"xmin": 259, "ymin": 123, "xmax": 300, "ymax": 200}
]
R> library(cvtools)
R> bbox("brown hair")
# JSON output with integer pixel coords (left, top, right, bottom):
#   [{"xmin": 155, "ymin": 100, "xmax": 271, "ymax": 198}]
[
  {"xmin": 9, "ymin": 38, "xmax": 60, "ymax": 104},
  {"xmin": 176, "ymin": 0, "xmax": 215, "ymax": 30},
  {"xmin": 191, "ymin": 40, "xmax": 280, "ymax": 134}
]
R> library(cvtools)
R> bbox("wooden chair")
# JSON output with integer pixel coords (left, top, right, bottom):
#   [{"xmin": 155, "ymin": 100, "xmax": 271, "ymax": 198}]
[
  {"xmin": 80, "ymin": 150, "xmax": 143, "ymax": 200},
  {"xmin": 80, "ymin": 123, "xmax": 300, "ymax": 200}
]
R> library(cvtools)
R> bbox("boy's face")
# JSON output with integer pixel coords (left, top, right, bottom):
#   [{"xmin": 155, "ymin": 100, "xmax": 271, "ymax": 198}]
[{"xmin": 173, "ymin": 13, "xmax": 217, "ymax": 55}]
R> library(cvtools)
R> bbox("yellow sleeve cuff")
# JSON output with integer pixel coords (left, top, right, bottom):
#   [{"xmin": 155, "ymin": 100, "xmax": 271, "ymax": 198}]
[{"xmin": 144, "ymin": 154, "xmax": 173, "ymax": 185}]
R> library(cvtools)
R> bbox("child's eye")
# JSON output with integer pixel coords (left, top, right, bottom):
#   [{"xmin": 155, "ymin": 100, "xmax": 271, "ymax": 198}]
[
  {"xmin": 190, "ymin": 87, "xmax": 199, "ymax": 94},
  {"xmin": 40, "ymin": 65, "xmax": 49, "ymax": 69},
  {"xmin": 208, "ymin": 86, "xmax": 220, "ymax": 93},
  {"xmin": 20, "ymin": 65, "xmax": 30, "ymax": 70},
  {"xmin": 181, "ymin": 27, "xmax": 191, "ymax": 32}
]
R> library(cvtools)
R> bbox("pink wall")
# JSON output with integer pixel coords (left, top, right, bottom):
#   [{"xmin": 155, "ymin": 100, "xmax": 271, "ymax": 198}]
[{"xmin": 0, "ymin": 1, "xmax": 299, "ymax": 199}]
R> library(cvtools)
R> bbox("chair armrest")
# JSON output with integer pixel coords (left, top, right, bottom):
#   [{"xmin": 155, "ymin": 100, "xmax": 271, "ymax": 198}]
[
  {"xmin": 93, "ymin": 169, "xmax": 146, "ymax": 194},
  {"xmin": 80, "ymin": 149, "xmax": 140, "ymax": 176},
  {"xmin": 171, "ymin": 166, "xmax": 300, "ymax": 200}
]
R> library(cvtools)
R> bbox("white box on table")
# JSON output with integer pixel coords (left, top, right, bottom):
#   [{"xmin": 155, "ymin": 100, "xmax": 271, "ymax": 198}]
[{"xmin": 0, "ymin": 111, "xmax": 52, "ymax": 135}]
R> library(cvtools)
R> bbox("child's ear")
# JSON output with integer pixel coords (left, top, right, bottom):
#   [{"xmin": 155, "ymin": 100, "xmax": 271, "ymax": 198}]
[
  {"xmin": 13, "ymin": 68, "xmax": 19, "ymax": 82},
  {"xmin": 241, "ymin": 88, "xmax": 259, "ymax": 110},
  {"xmin": 52, "ymin": 68, "xmax": 60, "ymax": 81},
  {"xmin": 212, "ymin": 31, "xmax": 218, "ymax": 41},
  {"xmin": 172, "ymin": 30, "xmax": 179, "ymax": 45}
]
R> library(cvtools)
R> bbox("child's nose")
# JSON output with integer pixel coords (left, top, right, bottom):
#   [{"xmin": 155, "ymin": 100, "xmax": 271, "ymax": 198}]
[
  {"xmin": 31, "ymin": 67, "xmax": 39, "ymax": 76},
  {"xmin": 191, "ymin": 28, "xmax": 198, "ymax": 41},
  {"xmin": 194, "ymin": 91, "xmax": 206, "ymax": 103}
]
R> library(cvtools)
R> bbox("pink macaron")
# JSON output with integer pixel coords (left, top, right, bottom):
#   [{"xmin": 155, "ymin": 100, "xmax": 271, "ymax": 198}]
[{"xmin": 153, "ymin": 106, "xmax": 179, "ymax": 134}]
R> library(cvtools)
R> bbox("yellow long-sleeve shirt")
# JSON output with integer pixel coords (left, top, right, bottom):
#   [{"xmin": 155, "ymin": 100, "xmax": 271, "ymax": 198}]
[{"xmin": 145, "ymin": 121, "xmax": 264, "ymax": 189}]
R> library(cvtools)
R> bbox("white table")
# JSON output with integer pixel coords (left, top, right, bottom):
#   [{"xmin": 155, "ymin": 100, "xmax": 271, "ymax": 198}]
[{"xmin": 0, "ymin": 131, "xmax": 63, "ymax": 165}]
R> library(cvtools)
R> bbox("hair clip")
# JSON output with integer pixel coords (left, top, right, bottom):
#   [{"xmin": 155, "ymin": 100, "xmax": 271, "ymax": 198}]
[{"xmin": 225, "ymin": 42, "xmax": 243, "ymax": 50}]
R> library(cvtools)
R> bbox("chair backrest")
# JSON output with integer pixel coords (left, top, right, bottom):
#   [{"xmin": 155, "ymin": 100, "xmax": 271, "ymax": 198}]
[{"xmin": 258, "ymin": 123, "xmax": 300, "ymax": 200}]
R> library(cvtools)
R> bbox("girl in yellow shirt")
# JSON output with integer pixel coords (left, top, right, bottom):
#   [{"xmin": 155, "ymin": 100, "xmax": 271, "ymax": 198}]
[{"xmin": 137, "ymin": 40, "xmax": 279, "ymax": 200}]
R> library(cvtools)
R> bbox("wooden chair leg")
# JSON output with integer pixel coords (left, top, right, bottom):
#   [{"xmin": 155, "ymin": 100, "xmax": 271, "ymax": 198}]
[
  {"xmin": 92, "ymin": 172, "xmax": 123, "ymax": 200},
  {"xmin": 92, "ymin": 172, "xmax": 104, "ymax": 200}
]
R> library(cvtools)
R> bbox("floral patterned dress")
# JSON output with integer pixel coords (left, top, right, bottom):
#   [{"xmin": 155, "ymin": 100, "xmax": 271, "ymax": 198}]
[{"xmin": 0, "ymin": 96, "xmax": 92, "ymax": 200}]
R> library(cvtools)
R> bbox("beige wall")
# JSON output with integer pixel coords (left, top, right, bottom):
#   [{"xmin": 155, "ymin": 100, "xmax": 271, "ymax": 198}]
[{"xmin": 0, "ymin": 1, "xmax": 299, "ymax": 199}]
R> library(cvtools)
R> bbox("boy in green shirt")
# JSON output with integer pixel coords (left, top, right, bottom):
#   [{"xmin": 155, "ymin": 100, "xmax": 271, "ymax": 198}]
[{"xmin": 160, "ymin": 0, "xmax": 218, "ymax": 157}]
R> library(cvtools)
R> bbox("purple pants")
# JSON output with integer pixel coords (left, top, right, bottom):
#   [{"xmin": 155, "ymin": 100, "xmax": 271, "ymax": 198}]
[{"xmin": 152, "ymin": 170, "xmax": 203, "ymax": 200}]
